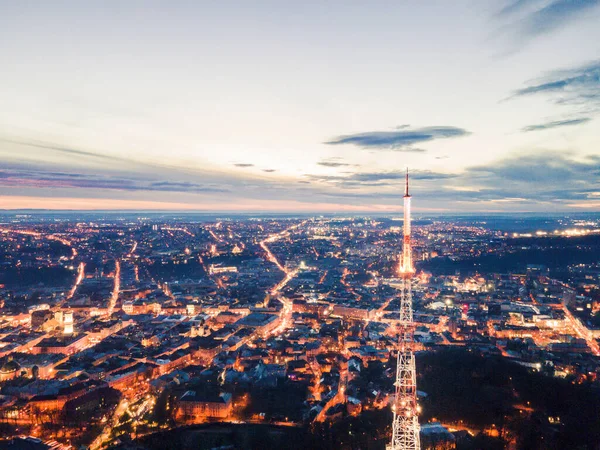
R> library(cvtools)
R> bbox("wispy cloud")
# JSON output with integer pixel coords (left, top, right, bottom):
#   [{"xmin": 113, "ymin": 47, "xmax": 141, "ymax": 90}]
[
  {"xmin": 509, "ymin": 60, "xmax": 600, "ymax": 118},
  {"xmin": 317, "ymin": 158, "xmax": 356, "ymax": 168},
  {"xmin": 493, "ymin": 0, "xmax": 600, "ymax": 52},
  {"xmin": 311, "ymin": 152, "xmax": 600, "ymax": 208},
  {"xmin": 464, "ymin": 152, "xmax": 600, "ymax": 203},
  {"xmin": 262, "ymin": 169, "xmax": 276, "ymax": 173},
  {"xmin": 520, "ymin": 0, "xmax": 599, "ymax": 37},
  {"xmin": 0, "ymin": 169, "xmax": 229, "ymax": 193},
  {"xmin": 324, "ymin": 126, "xmax": 470, "ymax": 151},
  {"xmin": 521, "ymin": 117, "xmax": 591, "ymax": 132},
  {"xmin": 351, "ymin": 170, "xmax": 456, "ymax": 183},
  {"xmin": 233, "ymin": 163, "xmax": 254, "ymax": 168},
  {"xmin": 513, "ymin": 60, "xmax": 600, "ymax": 100},
  {"xmin": 496, "ymin": 0, "xmax": 541, "ymax": 17},
  {"xmin": 147, "ymin": 181, "xmax": 228, "ymax": 193},
  {"xmin": 0, "ymin": 136, "xmax": 205, "ymax": 178},
  {"xmin": 318, "ymin": 162, "xmax": 350, "ymax": 167},
  {"xmin": 1, "ymin": 138, "xmax": 129, "ymax": 163},
  {"xmin": 305, "ymin": 169, "xmax": 457, "ymax": 189},
  {"xmin": 1, "ymin": 132, "xmax": 598, "ymax": 211}
]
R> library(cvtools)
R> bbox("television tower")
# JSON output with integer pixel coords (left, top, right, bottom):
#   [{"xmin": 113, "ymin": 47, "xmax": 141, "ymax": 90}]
[{"xmin": 389, "ymin": 169, "xmax": 421, "ymax": 450}]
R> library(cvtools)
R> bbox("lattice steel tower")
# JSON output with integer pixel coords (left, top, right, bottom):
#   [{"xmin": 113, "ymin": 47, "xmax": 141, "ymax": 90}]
[{"xmin": 389, "ymin": 169, "xmax": 421, "ymax": 450}]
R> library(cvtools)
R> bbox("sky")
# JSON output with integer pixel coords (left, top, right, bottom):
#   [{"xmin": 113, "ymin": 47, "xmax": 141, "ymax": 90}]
[{"xmin": 0, "ymin": 0, "xmax": 599, "ymax": 213}]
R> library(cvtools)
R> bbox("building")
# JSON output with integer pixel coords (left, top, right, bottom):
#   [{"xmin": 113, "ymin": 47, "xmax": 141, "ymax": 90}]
[
  {"xmin": 235, "ymin": 312, "xmax": 280, "ymax": 336},
  {"xmin": 63, "ymin": 311, "xmax": 73, "ymax": 335},
  {"xmin": 31, "ymin": 334, "xmax": 88, "ymax": 356},
  {"xmin": 0, "ymin": 358, "xmax": 20, "ymax": 381},
  {"xmin": 30, "ymin": 310, "xmax": 54, "ymax": 331},
  {"xmin": 176, "ymin": 391, "xmax": 232, "ymax": 421}
]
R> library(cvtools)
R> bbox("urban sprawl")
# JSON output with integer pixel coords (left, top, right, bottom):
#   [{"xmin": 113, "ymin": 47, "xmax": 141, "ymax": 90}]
[{"xmin": 0, "ymin": 214, "xmax": 599, "ymax": 449}]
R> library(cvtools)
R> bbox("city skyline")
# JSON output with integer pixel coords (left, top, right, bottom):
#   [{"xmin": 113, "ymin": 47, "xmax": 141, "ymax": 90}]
[{"xmin": 1, "ymin": 1, "xmax": 600, "ymax": 212}]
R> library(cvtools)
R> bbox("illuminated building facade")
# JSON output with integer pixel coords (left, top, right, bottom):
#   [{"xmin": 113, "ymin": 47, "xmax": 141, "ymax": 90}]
[{"xmin": 63, "ymin": 310, "xmax": 74, "ymax": 335}]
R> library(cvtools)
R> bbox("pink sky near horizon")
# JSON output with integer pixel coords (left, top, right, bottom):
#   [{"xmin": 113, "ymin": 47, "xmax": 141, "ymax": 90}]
[
  {"xmin": 2, "ymin": 195, "xmax": 594, "ymax": 213},
  {"xmin": 0, "ymin": 195, "xmax": 409, "ymax": 212}
]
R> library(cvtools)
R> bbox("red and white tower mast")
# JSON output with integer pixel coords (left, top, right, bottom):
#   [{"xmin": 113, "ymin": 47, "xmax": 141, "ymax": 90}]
[{"xmin": 389, "ymin": 169, "xmax": 421, "ymax": 450}]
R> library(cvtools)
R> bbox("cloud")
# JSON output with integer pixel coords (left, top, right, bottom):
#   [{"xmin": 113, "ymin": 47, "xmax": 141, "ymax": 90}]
[
  {"xmin": 313, "ymin": 152, "xmax": 600, "ymax": 208},
  {"xmin": 350, "ymin": 170, "xmax": 456, "ymax": 183},
  {"xmin": 1, "ymin": 134, "xmax": 597, "ymax": 211},
  {"xmin": 511, "ymin": 60, "xmax": 600, "ymax": 112},
  {"xmin": 0, "ymin": 169, "xmax": 229, "ymax": 194},
  {"xmin": 317, "ymin": 162, "xmax": 347, "ymax": 167},
  {"xmin": 410, "ymin": 170, "xmax": 459, "ymax": 181},
  {"xmin": 464, "ymin": 152, "xmax": 600, "ymax": 202},
  {"xmin": 521, "ymin": 117, "xmax": 592, "ymax": 132},
  {"xmin": 469, "ymin": 152, "xmax": 600, "ymax": 183},
  {"xmin": 518, "ymin": 0, "xmax": 600, "ymax": 38},
  {"xmin": 493, "ymin": 1, "xmax": 600, "ymax": 52},
  {"xmin": 305, "ymin": 169, "xmax": 457, "ymax": 189},
  {"xmin": 0, "ymin": 136, "xmax": 204, "ymax": 178},
  {"xmin": 309, "ymin": 152, "xmax": 600, "ymax": 209},
  {"xmin": 346, "ymin": 172, "xmax": 404, "ymax": 182},
  {"xmin": 317, "ymin": 158, "xmax": 356, "ymax": 168},
  {"xmin": 324, "ymin": 126, "xmax": 470, "ymax": 150},
  {"xmin": 262, "ymin": 169, "xmax": 277, "ymax": 173},
  {"xmin": 234, "ymin": 163, "xmax": 254, "ymax": 168},
  {"xmin": 496, "ymin": 0, "xmax": 541, "ymax": 17},
  {"xmin": 1, "ymin": 138, "xmax": 128, "ymax": 163},
  {"xmin": 147, "ymin": 181, "xmax": 228, "ymax": 193}
]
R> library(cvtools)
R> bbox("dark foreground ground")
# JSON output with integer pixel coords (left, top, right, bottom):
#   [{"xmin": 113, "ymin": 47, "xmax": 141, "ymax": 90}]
[{"xmin": 107, "ymin": 348, "xmax": 600, "ymax": 450}]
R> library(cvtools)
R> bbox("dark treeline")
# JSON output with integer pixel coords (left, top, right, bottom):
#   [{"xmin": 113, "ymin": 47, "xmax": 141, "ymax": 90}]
[
  {"xmin": 420, "ymin": 235, "xmax": 600, "ymax": 276},
  {"xmin": 418, "ymin": 348, "xmax": 600, "ymax": 449}
]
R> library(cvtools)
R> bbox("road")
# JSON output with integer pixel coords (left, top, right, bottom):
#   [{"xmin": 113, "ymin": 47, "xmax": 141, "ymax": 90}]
[
  {"xmin": 106, "ymin": 260, "xmax": 121, "ymax": 317},
  {"xmin": 561, "ymin": 303, "xmax": 600, "ymax": 355},
  {"xmin": 260, "ymin": 220, "xmax": 306, "ymax": 272},
  {"xmin": 89, "ymin": 397, "xmax": 130, "ymax": 450},
  {"xmin": 260, "ymin": 236, "xmax": 286, "ymax": 272},
  {"xmin": 209, "ymin": 229, "xmax": 223, "ymax": 243},
  {"xmin": 259, "ymin": 224, "xmax": 304, "ymax": 337},
  {"xmin": 128, "ymin": 241, "xmax": 138, "ymax": 257},
  {"xmin": 308, "ymin": 358, "xmax": 323, "ymax": 402},
  {"xmin": 65, "ymin": 262, "xmax": 85, "ymax": 304},
  {"xmin": 315, "ymin": 365, "xmax": 347, "ymax": 422},
  {"xmin": 374, "ymin": 290, "xmax": 395, "ymax": 320},
  {"xmin": 551, "ymin": 279, "xmax": 600, "ymax": 356}
]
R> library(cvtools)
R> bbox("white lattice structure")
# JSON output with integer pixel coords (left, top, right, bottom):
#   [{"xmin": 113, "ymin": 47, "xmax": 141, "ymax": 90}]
[{"xmin": 389, "ymin": 170, "xmax": 421, "ymax": 450}]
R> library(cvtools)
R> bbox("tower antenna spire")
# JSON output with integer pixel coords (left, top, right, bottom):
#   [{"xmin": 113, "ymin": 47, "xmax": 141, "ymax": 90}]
[{"xmin": 404, "ymin": 168, "xmax": 409, "ymax": 197}]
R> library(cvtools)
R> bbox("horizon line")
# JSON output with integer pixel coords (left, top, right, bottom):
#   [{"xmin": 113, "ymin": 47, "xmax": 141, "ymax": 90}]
[{"xmin": 0, "ymin": 208, "xmax": 598, "ymax": 216}]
